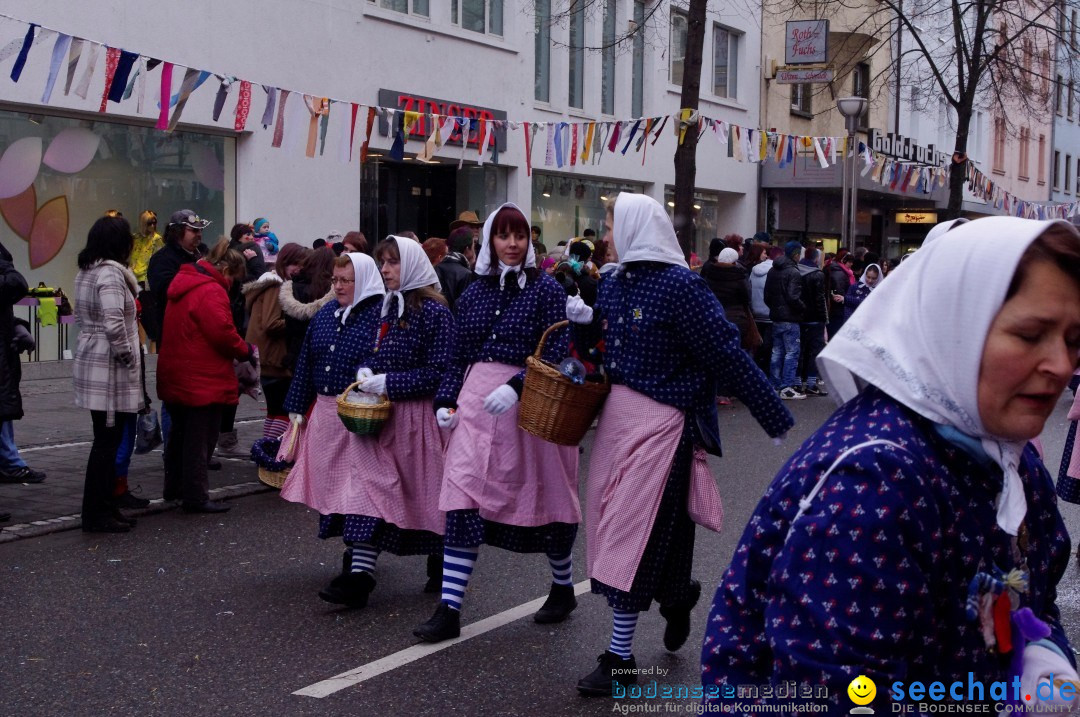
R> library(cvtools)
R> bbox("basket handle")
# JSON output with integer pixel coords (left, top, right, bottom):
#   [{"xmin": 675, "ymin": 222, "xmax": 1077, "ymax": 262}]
[
  {"xmin": 342, "ymin": 380, "xmax": 363, "ymax": 396},
  {"xmin": 533, "ymin": 320, "xmax": 569, "ymax": 360}
]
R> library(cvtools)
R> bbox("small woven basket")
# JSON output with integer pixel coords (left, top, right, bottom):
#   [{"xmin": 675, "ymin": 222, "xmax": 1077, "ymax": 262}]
[
  {"xmin": 258, "ymin": 466, "xmax": 291, "ymax": 489},
  {"xmin": 251, "ymin": 437, "xmax": 292, "ymax": 489},
  {"xmin": 337, "ymin": 381, "xmax": 391, "ymax": 435},
  {"xmin": 518, "ymin": 320, "xmax": 610, "ymax": 446}
]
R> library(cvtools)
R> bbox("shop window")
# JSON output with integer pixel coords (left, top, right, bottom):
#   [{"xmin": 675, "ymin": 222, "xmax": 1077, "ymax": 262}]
[
  {"xmin": 535, "ymin": 0, "xmax": 551, "ymax": 102},
  {"xmin": 452, "ymin": 0, "xmax": 503, "ymax": 36},
  {"xmin": 664, "ymin": 188, "xmax": 719, "ymax": 260},
  {"xmin": 791, "ymin": 84, "xmax": 811, "ymax": 116},
  {"xmin": 713, "ymin": 25, "xmax": 740, "ymax": 100},
  {"xmin": 532, "ymin": 174, "xmax": 644, "ymax": 246},
  {"xmin": 373, "ymin": 0, "xmax": 428, "ymax": 16},
  {"xmin": 670, "ymin": 8, "xmax": 688, "ymax": 85},
  {"xmin": 569, "ymin": 0, "xmax": 585, "ymax": 109}
]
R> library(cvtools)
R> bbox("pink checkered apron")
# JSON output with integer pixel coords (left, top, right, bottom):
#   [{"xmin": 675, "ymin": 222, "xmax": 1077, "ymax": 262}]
[
  {"xmin": 587, "ymin": 385, "xmax": 724, "ymax": 592},
  {"xmin": 439, "ymin": 362, "xmax": 580, "ymax": 527},
  {"xmin": 280, "ymin": 395, "xmax": 362, "ymax": 515}
]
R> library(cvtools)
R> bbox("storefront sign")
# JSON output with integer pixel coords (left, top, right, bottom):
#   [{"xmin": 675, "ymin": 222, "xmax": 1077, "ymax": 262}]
[
  {"xmin": 775, "ymin": 68, "xmax": 834, "ymax": 84},
  {"xmin": 868, "ymin": 129, "xmax": 948, "ymax": 167},
  {"xmin": 377, "ymin": 89, "xmax": 507, "ymax": 151},
  {"xmin": 895, "ymin": 211, "xmax": 938, "ymax": 224},
  {"xmin": 785, "ymin": 20, "xmax": 829, "ymax": 65}
]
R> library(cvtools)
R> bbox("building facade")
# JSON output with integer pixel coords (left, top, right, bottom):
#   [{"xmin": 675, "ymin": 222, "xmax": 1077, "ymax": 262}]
[{"xmin": 1051, "ymin": 2, "xmax": 1080, "ymax": 221}]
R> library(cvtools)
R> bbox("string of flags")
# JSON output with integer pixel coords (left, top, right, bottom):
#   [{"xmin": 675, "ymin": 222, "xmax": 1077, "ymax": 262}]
[{"xmin": 1, "ymin": 12, "xmax": 1077, "ymax": 220}]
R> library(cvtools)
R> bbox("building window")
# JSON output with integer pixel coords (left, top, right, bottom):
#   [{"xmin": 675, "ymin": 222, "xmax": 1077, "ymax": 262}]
[
  {"xmin": 713, "ymin": 25, "xmax": 739, "ymax": 99},
  {"xmin": 853, "ymin": 62, "xmax": 870, "ymax": 129},
  {"xmin": 632, "ymin": 0, "xmax": 645, "ymax": 117},
  {"xmin": 1019, "ymin": 127, "xmax": 1030, "ymax": 180},
  {"xmin": 670, "ymin": 8, "xmax": 688, "ymax": 85},
  {"xmin": 1056, "ymin": 75, "xmax": 1064, "ymax": 115},
  {"xmin": 1053, "ymin": 151, "xmax": 1061, "ymax": 189},
  {"xmin": 993, "ymin": 116, "xmax": 1006, "ymax": 173},
  {"xmin": 1067, "ymin": 153, "xmax": 1074, "ymax": 193},
  {"xmin": 375, "ymin": 0, "xmax": 429, "ymax": 15},
  {"xmin": 1069, "ymin": 80, "xmax": 1075, "ymax": 120},
  {"xmin": 601, "ymin": 0, "xmax": 617, "ymax": 114},
  {"xmin": 1041, "ymin": 51, "xmax": 1051, "ymax": 98},
  {"xmin": 1038, "ymin": 134, "xmax": 1047, "ymax": 184},
  {"xmin": 452, "ymin": 0, "xmax": 503, "ymax": 35},
  {"xmin": 1073, "ymin": 9, "xmax": 1078, "ymax": 49},
  {"xmin": 568, "ymin": 0, "xmax": 585, "ymax": 109},
  {"xmin": 534, "ymin": 0, "xmax": 550, "ymax": 102},
  {"xmin": 791, "ymin": 84, "xmax": 811, "ymax": 115}
]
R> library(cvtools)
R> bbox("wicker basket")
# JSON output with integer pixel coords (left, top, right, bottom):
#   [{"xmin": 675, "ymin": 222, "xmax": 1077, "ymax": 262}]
[
  {"xmin": 518, "ymin": 320, "xmax": 610, "ymax": 445},
  {"xmin": 258, "ymin": 465, "xmax": 291, "ymax": 489},
  {"xmin": 337, "ymin": 381, "xmax": 392, "ymax": 435}
]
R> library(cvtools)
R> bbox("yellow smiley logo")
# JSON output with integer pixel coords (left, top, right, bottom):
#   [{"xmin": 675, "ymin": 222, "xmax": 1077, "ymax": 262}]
[{"xmin": 848, "ymin": 675, "xmax": 876, "ymax": 706}]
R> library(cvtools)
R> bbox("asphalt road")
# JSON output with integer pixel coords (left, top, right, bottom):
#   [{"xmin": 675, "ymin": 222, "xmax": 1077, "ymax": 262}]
[{"xmin": 3, "ymin": 394, "xmax": 1080, "ymax": 716}]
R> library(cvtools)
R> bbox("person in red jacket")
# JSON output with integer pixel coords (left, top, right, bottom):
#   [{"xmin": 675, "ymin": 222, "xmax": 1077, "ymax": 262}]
[{"xmin": 157, "ymin": 239, "xmax": 254, "ymax": 513}]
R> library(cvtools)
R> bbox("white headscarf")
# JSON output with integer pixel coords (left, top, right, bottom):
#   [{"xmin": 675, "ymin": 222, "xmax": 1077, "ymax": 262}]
[
  {"xmin": 334, "ymin": 251, "xmax": 384, "ymax": 325},
  {"xmin": 922, "ymin": 217, "xmax": 969, "ymax": 246},
  {"xmin": 612, "ymin": 193, "xmax": 688, "ymax": 268},
  {"xmin": 474, "ymin": 202, "xmax": 536, "ymax": 289},
  {"xmin": 817, "ymin": 216, "xmax": 1077, "ymax": 536},
  {"xmin": 857, "ymin": 263, "xmax": 883, "ymax": 288},
  {"xmin": 380, "ymin": 235, "xmax": 441, "ymax": 318}
]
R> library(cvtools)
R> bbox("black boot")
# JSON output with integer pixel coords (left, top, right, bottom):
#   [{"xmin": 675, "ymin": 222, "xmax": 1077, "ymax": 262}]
[
  {"xmin": 533, "ymin": 583, "xmax": 577, "ymax": 624},
  {"xmin": 576, "ymin": 651, "xmax": 637, "ymax": 696},
  {"xmin": 318, "ymin": 571, "xmax": 376, "ymax": 608},
  {"xmin": 424, "ymin": 553, "xmax": 442, "ymax": 594},
  {"xmin": 413, "ymin": 602, "xmax": 460, "ymax": 642},
  {"xmin": 658, "ymin": 579, "xmax": 701, "ymax": 651},
  {"xmin": 111, "ymin": 507, "xmax": 137, "ymax": 527}
]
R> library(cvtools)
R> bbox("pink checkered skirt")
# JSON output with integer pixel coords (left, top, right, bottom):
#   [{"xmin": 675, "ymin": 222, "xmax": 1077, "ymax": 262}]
[
  {"xmin": 350, "ymin": 398, "xmax": 446, "ymax": 534},
  {"xmin": 586, "ymin": 385, "xmax": 723, "ymax": 593},
  {"xmin": 279, "ymin": 394, "xmax": 361, "ymax": 516},
  {"xmin": 439, "ymin": 362, "xmax": 580, "ymax": 527}
]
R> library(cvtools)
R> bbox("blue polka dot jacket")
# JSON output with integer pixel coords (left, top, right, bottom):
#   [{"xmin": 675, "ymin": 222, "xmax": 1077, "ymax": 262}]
[{"xmin": 363, "ymin": 295, "xmax": 454, "ymax": 401}]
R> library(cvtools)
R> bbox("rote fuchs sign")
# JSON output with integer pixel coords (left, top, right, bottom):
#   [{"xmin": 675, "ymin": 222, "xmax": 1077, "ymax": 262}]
[
  {"xmin": 775, "ymin": 68, "xmax": 834, "ymax": 84},
  {"xmin": 868, "ymin": 129, "xmax": 948, "ymax": 167},
  {"xmin": 785, "ymin": 20, "xmax": 829, "ymax": 65}
]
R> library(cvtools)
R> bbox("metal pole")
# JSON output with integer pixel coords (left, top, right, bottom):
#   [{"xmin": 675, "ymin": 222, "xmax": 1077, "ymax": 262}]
[
  {"xmin": 840, "ymin": 136, "xmax": 850, "ymax": 253},
  {"xmin": 848, "ymin": 128, "xmax": 858, "ymax": 252}
]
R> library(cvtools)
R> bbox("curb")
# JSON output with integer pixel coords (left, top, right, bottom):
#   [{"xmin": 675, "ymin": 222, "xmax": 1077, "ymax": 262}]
[{"xmin": 0, "ymin": 480, "xmax": 273, "ymax": 543}]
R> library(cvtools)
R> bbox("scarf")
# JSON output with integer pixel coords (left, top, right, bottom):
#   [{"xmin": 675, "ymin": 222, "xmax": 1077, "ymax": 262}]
[
  {"xmin": 612, "ymin": 193, "xmax": 688, "ymax": 268},
  {"xmin": 334, "ymin": 252, "xmax": 384, "ymax": 325},
  {"xmin": 474, "ymin": 202, "xmax": 535, "ymax": 288},
  {"xmin": 380, "ymin": 235, "xmax": 441, "ymax": 318}
]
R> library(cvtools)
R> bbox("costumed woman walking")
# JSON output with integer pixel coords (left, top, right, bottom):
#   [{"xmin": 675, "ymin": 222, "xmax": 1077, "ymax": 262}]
[
  {"xmin": 413, "ymin": 203, "xmax": 580, "ymax": 642},
  {"xmin": 279, "ymin": 252, "xmax": 386, "ymax": 607},
  {"xmin": 332, "ymin": 236, "xmax": 454, "ymax": 600},
  {"xmin": 565, "ymin": 193, "xmax": 793, "ymax": 695}
]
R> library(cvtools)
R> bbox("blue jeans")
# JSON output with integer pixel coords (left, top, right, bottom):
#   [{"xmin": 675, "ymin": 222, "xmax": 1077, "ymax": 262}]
[
  {"xmin": 115, "ymin": 413, "xmax": 137, "ymax": 477},
  {"xmin": 799, "ymin": 322, "xmax": 827, "ymax": 387},
  {"xmin": 0, "ymin": 420, "xmax": 27, "ymax": 471},
  {"xmin": 770, "ymin": 322, "xmax": 801, "ymax": 390}
]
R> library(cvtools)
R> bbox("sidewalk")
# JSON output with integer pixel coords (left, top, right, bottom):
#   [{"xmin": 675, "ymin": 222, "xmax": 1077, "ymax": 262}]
[{"xmin": 0, "ymin": 362, "xmax": 271, "ymax": 542}]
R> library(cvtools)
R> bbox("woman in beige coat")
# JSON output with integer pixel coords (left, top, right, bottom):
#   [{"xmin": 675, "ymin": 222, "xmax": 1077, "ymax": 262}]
[{"xmin": 74, "ymin": 216, "xmax": 146, "ymax": 534}]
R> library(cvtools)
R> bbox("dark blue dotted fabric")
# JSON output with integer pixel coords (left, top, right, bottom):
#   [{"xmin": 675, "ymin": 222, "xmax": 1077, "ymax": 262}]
[
  {"xmin": 435, "ymin": 273, "xmax": 569, "ymax": 407},
  {"xmin": 366, "ymin": 297, "xmax": 454, "ymax": 401},
  {"xmin": 318, "ymin": 514, "xmax": 442, "ymax": 555},
  {"xmin": 577, "ymin": 263, "xmax": 793, "ymax": 451},
  {"xmin": 1057, "ymin": 420, "xmax": 1080, "ymax": 503},
  {"xmin": 444, "ymin": 509, "xmax": 577, "ymax": 554},
  {"xmin": 283, "ymin": 296, "xmax": 383, "ymax": 415},
  {"xmin": 701, "ymin": 387, "xmax": 1073, "ymax": 709}
]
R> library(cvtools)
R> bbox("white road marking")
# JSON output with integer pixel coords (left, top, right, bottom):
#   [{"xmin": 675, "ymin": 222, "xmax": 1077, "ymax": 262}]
[
  {"xmin": 18, "ymin": 419, "xmax": 262, "ymax": 452},
  {"xmin": 293, "ymin": 580, "xmax": 592, "ymax": 698}
]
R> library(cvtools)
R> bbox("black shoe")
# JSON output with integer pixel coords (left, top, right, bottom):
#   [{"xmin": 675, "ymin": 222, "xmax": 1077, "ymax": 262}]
[
  {"xmin": 115, "ymin": 491, "xmax": 151, "ymax": 509},
  {"xmin": 413, "ymin": 602, "xmax": 460, "ymax": 642},
  {"xmin": 0, "ymin": 466, "xmax": 45, "ymax": 484},
  {"xmin": 82, "ymin": 517, "xmax": 131, "ymax": 534},
  {"xmin": 659, "ymin": 579, "xmax": 702, "ymax": 652},
  {"xmin": 181, "ymin": 500, "xmax": 231, "ymax": 514},
  {"xmin": 423, "ymin": 553, "xmax": 442, "ymax": 593},
  {"xmin": 577, "ymin": 651, "xmax": 637, "ymax": 696},
  {"xmin": 318, "ymin": 571, "xmax": 376, "ymax": 608},
  {"xmin": 0, "ymin": 511, "xmax": 10, "ymax": 523},
  {"xmin": 534, "ymin": 583, "xmax": 577, "ymax": 624},
  {"xmin": 111, "ymin": 508, "xmax": 137, "ymax": 527},
  {"xmin": 207, "ymin": 458, "xmax": 222, "ymax": 471}
]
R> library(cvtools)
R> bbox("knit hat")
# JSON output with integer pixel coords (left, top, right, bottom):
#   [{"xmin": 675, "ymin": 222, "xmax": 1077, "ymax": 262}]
[
  {"xmin": 708, "ymin": 238, "xmax": 724, "ymax": 259},
  {"xmin": 784, "ymin": 240, "xmax": 803, "ymax": 259},
  {"xmin": 717, "ymin": 248, "xmax": 739, "ymax": 264}
]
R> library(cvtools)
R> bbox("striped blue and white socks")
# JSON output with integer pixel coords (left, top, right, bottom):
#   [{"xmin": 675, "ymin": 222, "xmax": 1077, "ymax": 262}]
[
  {"xmin": 441, "ymin": 546, "xmax": 479, "ymax": 611},
  {"xmin": 609, "ymin": 609, "xmax": 639, "ymax": 659},
  {"xmin": 349, "ymin": 543, "xmax": 380, "ymax": 575},
  {"xmin": 547, "ymin": 550, "xmax": 573, "ymax": 585}
]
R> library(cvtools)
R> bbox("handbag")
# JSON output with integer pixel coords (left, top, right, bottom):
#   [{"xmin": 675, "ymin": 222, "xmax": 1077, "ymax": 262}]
[
  {"xmin": 275, "ymin": 418, "xmax": 302, "ymax": 463},
  {"xmin": 742, "ymin": 310, "xmax": 763, "ymax": 352},
  {"xmin": 134, "ymin": 410, "xmax": 162, "ymax": 454}
]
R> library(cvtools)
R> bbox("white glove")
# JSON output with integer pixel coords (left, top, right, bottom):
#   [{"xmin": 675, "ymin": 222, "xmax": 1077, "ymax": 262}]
[
  {"xmin": 483, "ymin": 384, "xmax": 519, "ymax": 416},
  {"xmin": 1021, "ymin": 643, "xmax": 1080, "ymax": 712},
  {"xmin": 565, "ymin": 294, "xmax": 594, "ymax": 324},
  {"xmin": 289, "ymin": 412, "xmax": 305, "ymax": 428},
  {"xmin": 356, "ymin": 367, "xmax": 374, "ymax": 382},
  {"xmin": 359, "ymin": 373, "xmax": 387, "ymax": 395},
  {"xmin": 771, "ymin": 432, "xmax": 787, "ymax": 447},
  {"xmin": 436, "ymin": 407, "xmax": 459, "ymax": 430}
]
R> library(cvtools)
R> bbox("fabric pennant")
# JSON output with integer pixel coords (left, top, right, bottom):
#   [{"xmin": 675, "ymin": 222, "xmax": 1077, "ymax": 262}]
[
  {"xmin": 41, "ymin": 33, "xmax": 71, "ymax": 104},
  {"xmin": 166, "ymin": 67, "xmax": 202, "ymax": 131},
  {"xmin": 347, "ymin": 103, "xmax": 359, "ymax": 161},
  {"xmin": 389, "ymin": 109, "xmax": 406, "ymax": 161},
  {"xmin": 98, "ymin": 47, "xmax": 121, "ymax": 112},
  {"xmin": 271, "ymin": 89, "xmax": 290, "ymax": 148},
  {"xmin": 621, "ymin": 119, "xmax": 642, "ymax": 155},
  {"xmin": 73, "ymin": 42, "xmax": 102, "ymax": 99},
  {"xmin": 319, "ymin": 100, "xmax": 331, "ymax": 156},
  {"xmin": 134, "ymin": 56, "xmax": 149, "ymax": 113},
  {"xmin": 63, "ymin": 37, "xmax": 85, "ymax": 95},
  {"xmin": 545, "ymin": 123, "xmax": 555, "ymax": 167},
  {"xmin": 476, "ymin": 118, "xmax": 488, "ymax": 166},
  {"xmin": 10, "ymin": 23, "xmax": 37, "ymax": 83},
  {"xmin": 155, "ymin": 62, "xmax": 173, "ymax": 130},
  {"xmin": 651, "ymin": 115, "xmax": 669, "ymax": 145},
  {"xmin": 607, "ymin": 121, "xmax": 623, "ymax": 153},
  {"xmin": 234, "ymin": 80, "xmax": 252, "ymax": 131},
  {"xmin": 360, "ymin": 106, "xmax": 376, "ymax": 162},
  {"xmin": 570, "ymin": 123, "xmax": 578, "ymax": 166},
  {"xmin": 107, "ymin": 50, "xmax": 138, "ymax": 104},
  {"xmin": 261, "ymin": 87, "xmax": 278, "ymax": 128},
  {"xmin": 212, "ymin": 76, "xmax": 233, "ymax": 122}
]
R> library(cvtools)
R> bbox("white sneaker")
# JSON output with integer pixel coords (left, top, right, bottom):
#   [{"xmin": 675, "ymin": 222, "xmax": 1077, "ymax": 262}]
[{"xmin": 779, "ymin": 387, "xmax": 806, "ymax": 400}]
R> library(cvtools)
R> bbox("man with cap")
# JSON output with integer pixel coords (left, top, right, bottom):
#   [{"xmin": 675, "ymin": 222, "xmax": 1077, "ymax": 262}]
[
  {"xmin": 449, "ymin": 210, "xmax": 484, "ymax": 241},
  {"xmin": 146, "ymin": 210, "xmax": 210, "ymax": 346},
  {"xmin": 763, "ymin": 240, "xmax": 806, "ymax": 400},
  {"xmin": 435, "ymin": 227, "xmax": 476, "ymax": 313}
]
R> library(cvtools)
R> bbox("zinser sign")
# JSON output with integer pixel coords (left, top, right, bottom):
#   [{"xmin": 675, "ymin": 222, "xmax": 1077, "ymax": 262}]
[
  {"xmin": 376, "ymin": 89, "xmax": 508, "ymax": 150},
  {"xmin": 868, "ymin": 129, "xmax": 948, "ymax": 167},
  {"xmin": 785, "ymin": 20, "xmax": 829, "ymax": 65}
]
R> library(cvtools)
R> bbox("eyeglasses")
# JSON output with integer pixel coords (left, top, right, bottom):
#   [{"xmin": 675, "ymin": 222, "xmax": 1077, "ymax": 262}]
[{"xmin": 330, "ymin": 278, "xmax": 355, "ymax": 286}]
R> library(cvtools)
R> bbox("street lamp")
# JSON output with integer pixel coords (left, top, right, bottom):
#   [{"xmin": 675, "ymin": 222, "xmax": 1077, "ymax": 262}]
[{"xmin": 837, "ymin": 97, "xmax": 868, "ymax": 253}]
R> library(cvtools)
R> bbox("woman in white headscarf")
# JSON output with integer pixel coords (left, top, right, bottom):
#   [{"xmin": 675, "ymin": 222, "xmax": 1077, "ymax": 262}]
[
  {"xmin": 327, "ymin": 236, "xmax": 455, "ymax": 599},
  {"xmin": 280, "ymin": 252, "xmax": 386, "ymax": 608},
  {"xmin": 565, "ymin": 193, "xmax": 793, "ymax": 696},
  {"xmin": 413, "ymin": 203, "xmax": 581, "ymax": 643},
  {"xmin": 703, "ymin": 217, "xmax": 1080, "ymax": 713},
  {"xmin": 843, "ymin": 261, "xmax": 882, "ymax": 320}
]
